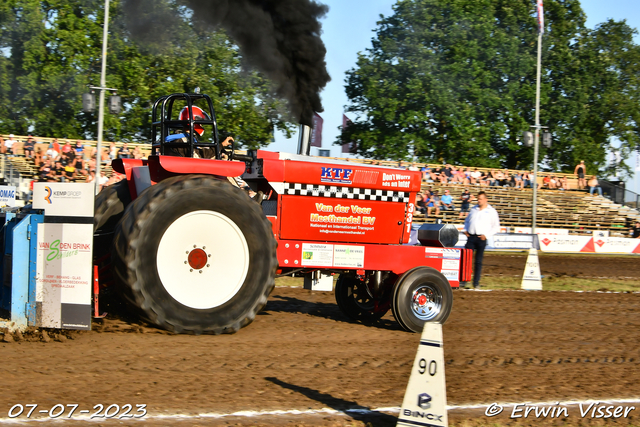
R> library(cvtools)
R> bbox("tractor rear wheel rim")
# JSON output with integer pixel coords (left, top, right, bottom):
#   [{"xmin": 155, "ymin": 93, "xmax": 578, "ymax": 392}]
[
  {"xmin": 157, "ymin": 210, "xmax": 249, "ymax": 310},
  {"xmin": 411, "ymin": 284, "xmax": 442, "ymax": 321}
]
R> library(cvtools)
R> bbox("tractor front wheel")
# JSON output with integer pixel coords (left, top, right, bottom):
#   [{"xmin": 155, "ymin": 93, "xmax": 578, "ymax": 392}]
[
  {"xmin": 112, "ymin": 174, "xmax": 277, "ymax": 334},
  {"xmin": 392, "ymin": 267, "xmax": 453, "ymax": 332}
]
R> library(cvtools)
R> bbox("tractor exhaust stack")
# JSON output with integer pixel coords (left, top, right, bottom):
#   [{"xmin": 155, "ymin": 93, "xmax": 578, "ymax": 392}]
[{"xmin": 297, "ymin": 124, "xmax": 312, "ymax": 156}]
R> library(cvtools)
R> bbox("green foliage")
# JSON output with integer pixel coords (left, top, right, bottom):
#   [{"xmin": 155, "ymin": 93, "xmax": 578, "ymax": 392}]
[
  {"xmin": 0, "ymin": 0, "xmax": 294, "ymax": 148},
  {"xmin": 341, "ymin": 0, "xmax": 640, "ymax": 175}
]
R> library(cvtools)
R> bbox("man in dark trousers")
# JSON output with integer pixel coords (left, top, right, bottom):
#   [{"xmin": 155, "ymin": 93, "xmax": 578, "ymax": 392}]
[{"xmin": 461, "ymin": 191, "xmax": 501, "ymax": 289}]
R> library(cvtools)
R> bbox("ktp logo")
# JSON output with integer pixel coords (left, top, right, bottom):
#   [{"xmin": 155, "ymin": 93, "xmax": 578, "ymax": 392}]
[
  {"xmin": 595, "ymin": 239, "xmax": 605, "ymax": 247},
  {"xmin": 541, "ymin": 238, "xmax": 551, "ymax": 246},
  {"xmin": 44, "ymin": 186, "xmax": 52, "ymax": 204},
  {"xmin": 320, "ymin": 167, "xmax": 353, "ymax": 184},
  {"xmin": 418, "ymin": 393, "xmax": 432, "ymax": 410}
]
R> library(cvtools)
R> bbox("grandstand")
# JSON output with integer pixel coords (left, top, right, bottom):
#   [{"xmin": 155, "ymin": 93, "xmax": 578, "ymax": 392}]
[{"xmin": 2, "ymin": 134, "xmax": 639, "ymax": 237}]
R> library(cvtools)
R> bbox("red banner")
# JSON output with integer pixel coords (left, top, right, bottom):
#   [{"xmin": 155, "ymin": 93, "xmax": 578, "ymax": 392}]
[
  {"xmin": 279, "ymin": 196, "xmax": 405, "ymax": 244},
  {"xmin": 537, "ymin": 0, "xmax": 544, "ymax": 34},
  {"xmin": 310, "ymin": 113, "xmax": 323, "ymax": 147},
  {"xmin": 342, "ymin": 114, "xmax": 353, "ymax": 153}
]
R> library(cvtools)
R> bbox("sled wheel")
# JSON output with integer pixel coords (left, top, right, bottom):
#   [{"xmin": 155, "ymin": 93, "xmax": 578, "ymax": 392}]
[
  {"xmin": 392, "ymin": 267, "xmax": 453, "ymax": 333},
  {"xmin": 112, "ymin": 174, "xmax": 277, "ymax": 334},
  {"xmin": 335, "ymin": 274, "xmax": 388, "ymax": 325}
]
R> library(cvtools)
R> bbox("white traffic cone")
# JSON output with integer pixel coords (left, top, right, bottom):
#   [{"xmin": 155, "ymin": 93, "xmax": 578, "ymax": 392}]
[
  {"xmin": 397, "ymin": 322, "xmax": 448, "ymax": 427},
  {"xmin": 521, "ymin": 248, "xmax": 542, "ymax": 290}
]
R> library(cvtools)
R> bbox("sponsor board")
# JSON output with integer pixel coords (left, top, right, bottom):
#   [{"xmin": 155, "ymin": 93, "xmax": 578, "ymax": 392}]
[
  {"xmin": 301, "ymin": 243, "xmax": 333, "ymax": 267},
  {"xmin": 33, "ymin": 183, "xmax": 95, "ymax": 217},
  {"xmin": 320, "ymin": 167, "xmax": 353, "ymax": 184},
  {"xmin": 538, "ymin": 235, "xmax": 593, "ymax": 252},
  {"xmin": 441, "ymin": 270, "xmax": 459, "ymax": 281},
  {"xmin": 441, "ymin": 259, "xmax": 460, "ymax": 270},
  {"xmin": 35, "ymin": 223, "xmax": 93, "ymax": 329},
  {"xmin": 593, "ymin": 237, "xmax": 640, "ymax": 254},
  {"xmin": 333, "ymin": 245, "xmax": 365, "ymax": 268},
  {"xmin": 0, "ymin": 185, "xmax": 16, "ymax": 207}
]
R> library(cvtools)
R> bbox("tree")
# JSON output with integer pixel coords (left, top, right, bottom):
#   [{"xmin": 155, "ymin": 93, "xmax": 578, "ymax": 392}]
[
  {"xmin": 0, "ymin": 0, "xmax": 294, "ymax": 148},
  {"xmin": 340, "ymin": 0, "xmax": 640, "ymax": 176}
]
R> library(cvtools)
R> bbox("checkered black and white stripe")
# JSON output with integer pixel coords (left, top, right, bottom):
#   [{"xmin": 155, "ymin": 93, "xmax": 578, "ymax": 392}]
[{"xmin": 283, "ymin": 183, "xmax": 410, "ymax": 203}]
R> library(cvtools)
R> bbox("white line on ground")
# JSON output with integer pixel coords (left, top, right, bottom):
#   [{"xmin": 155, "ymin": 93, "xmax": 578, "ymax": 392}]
[{"xmin": 3, "ymin": 399, "xmax": 640, "ymax": 424}]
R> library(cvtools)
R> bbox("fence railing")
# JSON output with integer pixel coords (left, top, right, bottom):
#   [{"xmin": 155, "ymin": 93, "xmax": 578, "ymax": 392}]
[{"xmin": 600, "ymin": 179, "xmax": 640, "ymax": 211}]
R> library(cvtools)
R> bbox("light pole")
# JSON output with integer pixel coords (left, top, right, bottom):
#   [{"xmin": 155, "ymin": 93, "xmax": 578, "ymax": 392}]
[
  {"xmin": 94, "ymin": 0, "xmax": 110, "ymax": 195},
  {"xmin": 531, "ymin": 1, "xmax": 544, "ymax": 235}
]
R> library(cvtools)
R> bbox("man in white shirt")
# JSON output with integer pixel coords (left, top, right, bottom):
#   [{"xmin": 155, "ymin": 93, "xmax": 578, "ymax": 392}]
[
  {"xmin": 4, "ymin": 134, "xmax": 17, "ymax": 155},
  {"xmin": 461, "ymin": 191, "xmax": 501, "ymax": 289}
]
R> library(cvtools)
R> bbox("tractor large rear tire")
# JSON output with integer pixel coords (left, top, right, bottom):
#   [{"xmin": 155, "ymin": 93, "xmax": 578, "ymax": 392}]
[
  {"xmin": 112, "ymin": 174, "xmax": 277, "ymax": 334},
  {"xmin": 94, "ymin": 179, "xmax": 132, "ymax": 235}
]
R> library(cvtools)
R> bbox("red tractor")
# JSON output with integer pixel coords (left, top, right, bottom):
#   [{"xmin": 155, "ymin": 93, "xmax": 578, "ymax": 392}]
[{"xmin": 93, "ymin": 92, "xmax": 471, "ymax": 334}]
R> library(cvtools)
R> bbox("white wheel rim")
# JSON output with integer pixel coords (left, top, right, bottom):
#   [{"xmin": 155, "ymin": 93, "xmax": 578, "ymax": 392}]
[{"xmin": 156, "ymin": 210, "xmax": 250, "ymax": 309}]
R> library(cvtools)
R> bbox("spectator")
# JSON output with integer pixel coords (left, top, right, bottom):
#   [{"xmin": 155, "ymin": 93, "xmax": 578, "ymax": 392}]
[
  {"xmin": 588, "ymin": 175, "xmax": 603, "ymax": 196},
  {"xmin": 50, "ymin": 138, "xmax": 61, "ymax": 154},
  {"xmin": 118, "ymin": 142, "xmax": 132, "ymax": 159},
  {"xmin": 72, "ymin": 151, "xmax": 85, "ymax": 178},
  {"xmin": 426, "ymin": 191, "xmax": 441, "ymax": 216},
  {"xmin": 62, "ymin": 140, "xmax": 73, "ymax": 155},
  {"xmin": 458, "ymin": 189, "xmax": 473, "ymax": 219},
  {"xmin": 0, "ymin": 136, "xmax": 3, "ymax": 154},
  {"xmin": 513, "ymin": 172, "xmax": 524, "ymax": 190},
  {"xmin": 23, "ymin": 135, "xmax": 36, "ymax": 159},
  {"xmin": 631, "ymin": 221, "xmax": 640, "ymax": 238},
  {"xmin": 443, "ymin": 164, "xmax": 454, "ymax": 182},
  {"xmin": 39, "ymin": 158, "xmax": 53, "ymax": 181},
  {"xmin": 486, "ymin": 169, "xmax": 497, "ymax": 186},
  {"xmin": 46, "ymin": 142, "xmax": 60, "ymax": 161},
  {"xmin": 461, "ymin": 191, "xmax": 501, "ymax": 290},
  {"xmin": 53, "ymin": 161, "xmax": 66, "ymax": 182},
  {"xmin": 408, "ymin": 162, "xmax": 419, "ymax": 171},
  {"xmin": 560, "ymin": 176, "xmax": 569, "ymax": 191},
  {"xmin": 523, "ymin": 171, "xmax": 533, "ymax": 188},
  {"xmin": 421, "ymin": 165, "xmax": 433, "ymax": 182},
  {"xmin": 109, "ymin": 142, "xmax": 118, "ymax": 160},
  {"xmin": 87, "ymin": 154, "xmax": 97, "ymax": 171},
  {"xmin": 574, "ymin": 160, "xmax": 586, "ymax": 190},
  {"xmin": 549, "ymin": 176, "xmax": 559, "ymax": 190},
  {"xmin": 133, "ymin": 146, "xmax": 143, "ymax": 159},
  {"xmin": 4, "ymin": 134, "xmax": 17, "ymax": 155},
  {"xmin": 74, "ymin": 140, "xmax": 85, "ymax": 157},
  {"xmin": 86, "ymin": 169, "xmax": 96, "ymax": 184},
  {"xmin": 470, "ymin": 168, "xmax": 482, "ymax": 185},
  {"xmin": 34, "ymin": 147, "xmax": 43, "ymax": 167},
  {"xmin": 440, "ymin": 189, "xmax": 455, "ymax": 211},
  {"xmin": 98, "ymin": 170, "xmax": 109, "ymax": 189},
  {"xmin": 415, "ymin": 192, "xmax": 428, "ymax": 215},
  {"xmin": 438, "ymin": 168, "xmax": 448, "ymax": 184},
  {"xmin": 542, "ymin": 175, "xmax": 551, "ymax": 189}
]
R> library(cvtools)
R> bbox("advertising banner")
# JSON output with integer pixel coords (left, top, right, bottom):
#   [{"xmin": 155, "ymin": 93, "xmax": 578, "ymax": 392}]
[
  {"xmin": 0, "ymin": 185, "xmax": 16, "ymax": 207},
  {"xmin": 35, "ymin": 223, "xmax": 93, "ymax": 329},
  {"xmin": 32, "ymin": 183, "xmax": 94, "ymax": 330},
  {"xmin": 538, "ymin": 235, "xmax": 594, "ymax": 253},
  {"xmin": 593, "ymin": 237, "xmax": 640, "ymax": 254}
]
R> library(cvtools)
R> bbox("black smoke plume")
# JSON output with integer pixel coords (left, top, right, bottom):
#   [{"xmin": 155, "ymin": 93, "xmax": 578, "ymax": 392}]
[{"xmin": 122, "ymin": 0, "xmax": 331, "ymax": 126}]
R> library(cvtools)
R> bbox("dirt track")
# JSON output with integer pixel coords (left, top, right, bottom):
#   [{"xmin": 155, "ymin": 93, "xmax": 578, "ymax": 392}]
[{"xmin": 2, "ymin": 253, "xmax": 640, "ymax": 426}]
